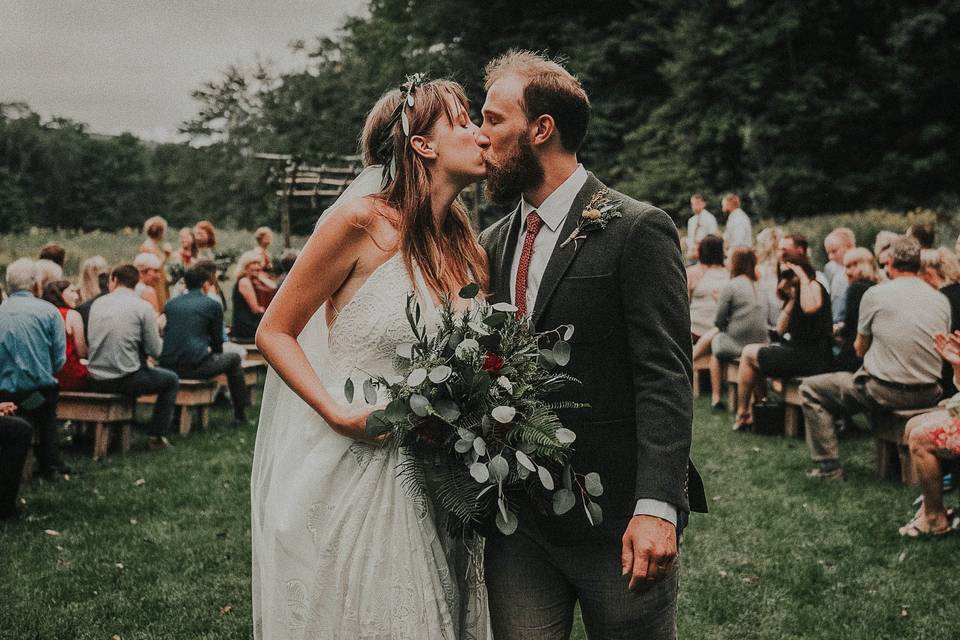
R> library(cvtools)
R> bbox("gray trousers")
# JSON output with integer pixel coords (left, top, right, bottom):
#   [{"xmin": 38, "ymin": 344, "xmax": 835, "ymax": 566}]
[
  {"xmin": 799, "ymin": 370, "xmax": 941, "ymax": 465},
  {"xmin": 485, "ymin": 525, "xmax": 678, "ymax": 640}
]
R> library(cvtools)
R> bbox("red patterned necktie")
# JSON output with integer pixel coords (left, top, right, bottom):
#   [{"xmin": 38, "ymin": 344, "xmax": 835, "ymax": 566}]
[{"xmin": 515, "ymin": 210, "xmax": 543, "ymax": 317}]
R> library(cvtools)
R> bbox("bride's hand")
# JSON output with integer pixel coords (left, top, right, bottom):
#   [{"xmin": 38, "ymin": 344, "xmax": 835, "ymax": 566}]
[{"xmin": 329, "ymin": 405, "xmax": 388, "ymax": 445}]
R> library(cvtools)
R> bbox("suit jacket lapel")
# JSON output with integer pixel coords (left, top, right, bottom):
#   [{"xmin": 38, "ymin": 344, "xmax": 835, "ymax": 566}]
[
  {"xmin": 493, "ymin": 203, "xmax": 523, "ymax": 305},
  {"xmin": 531, "ymin": 173, "xmax": 604, "ymax": 326}
]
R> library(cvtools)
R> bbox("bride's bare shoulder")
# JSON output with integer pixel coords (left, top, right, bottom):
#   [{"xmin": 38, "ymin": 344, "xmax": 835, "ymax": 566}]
[{"xmin": 317, "ymin": 196, "xmax": 399, "ymax": 231}]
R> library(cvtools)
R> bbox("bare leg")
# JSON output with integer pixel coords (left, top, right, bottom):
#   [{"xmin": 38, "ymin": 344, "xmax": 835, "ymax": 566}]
[
  {"xmin": 906, "ymin": 415, "xmax": 950, "ymax": 531},
  {"xmin": 736, "ymin": 344, "xmax": 763, "ymax": 426},
  {"xmin": 709, "ymin": 354, "xmax": 723, "ymax": 405},
  {"xmin": 692, "ymin": 327, "xmax": 718, "ymax": 361}
]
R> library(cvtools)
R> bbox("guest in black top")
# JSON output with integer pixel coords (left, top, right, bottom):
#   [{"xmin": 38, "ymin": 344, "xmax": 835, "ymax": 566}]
[
  {"xmin": 734, "ymin": 252, "xmax": 833, "ymax": 428},
  {"xmin": 231, "ymin": 251, "xmax": 266, "ymax": 343},
  {"xmin": 920, "ymin": 247, "xmax": 960, "ymax": 395},
  {"xmin": 835, "ymin": 248, "xmax": 880, "ymax": 372},
  {"xmin": 160, "ymin": 267, "xmax": 249, "ymax": 423}
]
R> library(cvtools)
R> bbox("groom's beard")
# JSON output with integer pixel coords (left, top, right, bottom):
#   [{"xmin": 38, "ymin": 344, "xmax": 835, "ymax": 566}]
[{"xmin": 483, "ymin": 137, "xmax": 544, "ymax": 206}]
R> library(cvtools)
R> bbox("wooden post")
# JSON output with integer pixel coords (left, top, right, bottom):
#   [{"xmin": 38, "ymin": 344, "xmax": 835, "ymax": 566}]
[{"xmin": 281, "ymin": 160, "xmax": 300, "ymax": 249}]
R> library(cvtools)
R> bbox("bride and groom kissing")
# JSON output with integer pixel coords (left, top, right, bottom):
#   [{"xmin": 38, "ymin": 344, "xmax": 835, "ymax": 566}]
[{"xmin": 251, "ymin": 50, "xmax": 707, "ymax": 639}]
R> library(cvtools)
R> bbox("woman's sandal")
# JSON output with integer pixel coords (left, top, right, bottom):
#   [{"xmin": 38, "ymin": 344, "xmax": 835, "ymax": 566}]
[{"xmin": 898, "ymin": 514, "xmax": 955, "ymax": 538}]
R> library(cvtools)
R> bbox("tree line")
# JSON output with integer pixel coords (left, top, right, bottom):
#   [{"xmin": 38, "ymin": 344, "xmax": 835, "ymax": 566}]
[{"xmin": 2, "ymin": 0, "xmax": 958, "ymax": 233}]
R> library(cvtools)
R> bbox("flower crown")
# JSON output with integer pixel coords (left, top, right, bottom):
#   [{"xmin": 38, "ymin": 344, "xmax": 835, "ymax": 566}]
[{"xmin": 374, "ymin": 73, "xmax": 428, "ymax": 184}]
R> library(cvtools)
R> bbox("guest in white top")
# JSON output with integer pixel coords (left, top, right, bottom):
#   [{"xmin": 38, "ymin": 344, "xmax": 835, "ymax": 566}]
[
  {"xmin": 685, "ymin": 193, "xmax": 718, "ymax": 261},
  {"xmin": 721, "ymin": 193, "xmax": 752, "ymax": 248},
  {"xmin": 687, "ymin": 234, "xmax": 728, "ymax": 341}
]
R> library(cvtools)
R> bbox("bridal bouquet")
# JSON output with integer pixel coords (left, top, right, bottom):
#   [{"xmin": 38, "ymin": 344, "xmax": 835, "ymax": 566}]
[{"xmin": 344, "ymin": 284, "xmax": 604, "ymax": 536}]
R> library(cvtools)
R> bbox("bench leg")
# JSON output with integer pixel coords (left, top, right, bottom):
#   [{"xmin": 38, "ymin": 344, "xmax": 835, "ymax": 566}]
[
  {"xmin": 21, "ymin": 446, "xmax": 36, "ymax": 483},
  {"xmin": 93, "ymin": 422, "xmax": 109, "ymax": 461},
  {"xmin": 784, "ymin": 406, "xmax": 803, "ymax": 438},
  {"xmin": 200, "ymin": 407, "xmax": 210, "ymax": 431},
  {"xmin": 179, "ymin": 406, "xmax": 192, "ymax": 435},
  {"xmin": 875, "ymin": 439, "xmax": 900, "ymax": 481},
  {"xmin": 727, "ymin": 381, "xmax": 738, "ymax": 414},
  {"xmin": 897, "ymin": 445, "xmax": 915, "ymax": 485},
  {"xmin": 119, "ymin": 423, "xmax": 131, "ymax": 454},
  {"xmin": 692, "ymin": 371, "xmax": 702, "ymax": 397}
]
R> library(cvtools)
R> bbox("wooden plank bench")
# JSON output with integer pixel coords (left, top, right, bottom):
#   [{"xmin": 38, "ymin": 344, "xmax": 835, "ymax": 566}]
[
  {"xmin": 241, "ymin": 343, "xmax": 264, "ymax": 363},
  {"xmin": 871, "ymin": 407, "xmax": 938, "ymax": 484},
  {"xmin": 139, "ymin": 379, "xmax": 217, "ymax": 436},
  {"xmin": 692, "ymin": 354, "xmax": 710, "ymax": 396},
  {"xmin": 213, "ymin": 360, "xmax": 268, "ymax": 404},
  {"xmin": 56, "ymin": 391, "xmax": 135, "ymax": 461},
  {"xmin": 725, "ymin": 359, "xmax": 740, "ymax": 413},
  {"xmin": 771, "ymin": 378, "xmax": 804, "ymax": 438}
]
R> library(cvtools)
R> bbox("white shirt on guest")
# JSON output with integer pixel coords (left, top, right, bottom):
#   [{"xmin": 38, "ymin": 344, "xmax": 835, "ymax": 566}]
[
  {"xmin": 508, "ymin": 164, "xmax": 678, "ymax": 527},
  {"xmin": 724, "ymin": 207, "xmax": 752, "ymax": 248},
  {"xmin": 686, "ymin": 209, "xmax": 718, "ymax": 255}
]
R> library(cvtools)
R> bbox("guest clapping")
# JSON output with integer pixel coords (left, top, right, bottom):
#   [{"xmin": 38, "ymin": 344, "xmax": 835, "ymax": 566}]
[
  {"xmin": 0, "ymin": 259, "xmax": 69, "ymax": 479},
  {"xmin": 734, "ymin": 254, "xmax": 833, "ymax": 430},
  {"xmin": 160, "ymin": 267, "xmax": 249, "ymax": 425},
  {"xmin": 41, "ymin": 281, "xmax": 89, "ymax": 391}
]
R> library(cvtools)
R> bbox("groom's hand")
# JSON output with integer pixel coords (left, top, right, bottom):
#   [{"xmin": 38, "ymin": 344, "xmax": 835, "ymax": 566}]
[{"xmin": 621, "ymin": 515, "xmax": 677, "ymax": 589}]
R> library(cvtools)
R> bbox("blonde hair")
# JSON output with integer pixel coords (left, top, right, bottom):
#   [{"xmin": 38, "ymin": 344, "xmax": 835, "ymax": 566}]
[
  {"xmin": 143, "ymin": 216, "xmax": 167, "ymax": 240},
  {"xmin": 755, "ymin": 226, "xmax": 783, "ymax": 269},
  {"xmin": 79, "ymin": 255, "xmax": 108, "ymax": 301},
  {"xmin": 133, "ymin": 252, "xmax": 162, "ymax": 270},
  {"xmin": 921, "ymin": 247, "xmax": 960, "ymax": 284},
  {"xmin": 825, "ymin": 227, "xmax": 855, "ymax": 250},
  {"xmin": 254, "ymin": 227, "xmax": 273, "ymax": 245},
  {"xmin": 843, "ymin": 247, "xmax": 879, "ymax": 282},
  {"xmin": 235, "ymin": 250, "xmax": 263, "ymax": 276},
  {"xmin": 35, "ymin": 259, "xmax": 63, "ymax": 289},
  {"xmin": 722, "ymin": 193, "xmax": 741, "ymax": 208}
]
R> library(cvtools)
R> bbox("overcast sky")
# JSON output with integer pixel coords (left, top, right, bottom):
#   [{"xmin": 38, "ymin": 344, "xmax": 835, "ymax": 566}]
[{"xmin": 1, "ymin": 0, "xmax": 367, "ymax": 141}]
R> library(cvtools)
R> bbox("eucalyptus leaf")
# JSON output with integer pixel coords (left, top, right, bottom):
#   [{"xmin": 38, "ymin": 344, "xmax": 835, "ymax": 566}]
[
  {"xmin": 459, "ymin": 283, "xmax": 480, "ymax": 299},
  {"xmin": 470, "ymin": 462, "xmax": 490, "ymax": 483},
  {"xmin": 343, "ymin": 378, "xmax": 354, "ymax": 404},
  {"xmin": 491, "ymin": 302, "xmax": 518, "ymax": 313},
  {"xmin": 473, "ymin": 436, "xmax": 487, "ymax": 457},
  {"xmin": 481, "ymin": 414, "xmax": 493, "ymax": 436},
  {"xmin": 389, "ymin": 156, "xmax": 397, "ymax": 182},
  {"xmin": 491, "ymin": 406, "xmax": 516, "ymax": 424},
  {"xmin": 409, "ymin": 394, "xmax": 431, "ymax": 417},
  {"xmin": 488, "ymin": 455, "xmax": 509, "ymax": 482},
  {"xmin": 538, "ymin": 348, "xmax": 557, "ymax": 369},
  {"xmin": 362, "ymin": 379, "xmax": 378, "ymax": 405},
  {"xmin": 407, "ymin": 368, "xmax": 427, "ymax": 387},
  {"xmin": 365, "ymin": 410, "xmax": 391, "ymax": 438},
  {"xmin": 496, "ymin": 376, "xmax": 513, "ymax": 394},
  {"xmin": 435, "ymin": 398, "xmax": 460, "ymax": 422},
  {"xmin": 456, "ymin": 427, "xmax": 476, "ymax": 441},
  {"xmin": 517, "ymin": 465, "xmax": 531, "ymax": 480},
  {"xmin": 562, "ymin": 324, "xmax": 575, "ymax": 341},
  {"xmin": 455, "ymin": 338, "xmax": 480, "ymax": 359},
  {"xmin": 385, "ymin": 398, "xmax": 407, "ymax": 422},
  {"xmin": 455, "ymin": 439, "xmax": 474, "ymax": 454},
  {"xmin": 483, "ymin": 312, "xmax": 508, "ymax": 328},
  {"xmin": 537, "ymin": 466, "xmax": 555, "ymax": 490},
  {"xmin": 552, "ymin": 488, "xmax": 576, "ymax": 515},
  {"xmin": 468, "ymin": 320, "xmax": 490, "ymax": 335},
  {"xmin": 395, "ymin": 343, "xmax": 414, "ymax": 359},
  {"xmin": 584, "ymin": 472, "xmax": 604, "ymax": 497},
  {"xmin": 562, "ymin": 464, "xmax": 573, "ymax": 491},
  {"xmin": 401, "ymin": 110, "xmax": 410, "ymax": 136},
  {"xmin": 406, "ymin": 92, "xmax": 415, "ymax": 107},
  {"xmin": 515, "ymin": 450, "xmax": 536, "ymax": 472},
  {"xmin": 555, "ymin": 427, "xmax": 577, "ymax": 444},
  {"xmin": 496, "ymin": 509, "xmax": 518, "ymax": 535},
  {"xmin": 519, "ymin": 442, "xmax": 537, "ymax": 455},
  {"xmin": 498, "ymin": 496, "xmax": 508, "ymax": 521},
  {"xmin": 587, "ymin": 501, "xmax": 603, "ymax": 526},
  {"xmin": 477, "ymin": 484, "xmax": 496, "ymax": 499},
  {"xmin": 553, "ymin": 340, "xmax": 571, "ymax": 366},
  {"xmin": 428, "ymin": 365, "xmax": 452, "ymax": 384}
]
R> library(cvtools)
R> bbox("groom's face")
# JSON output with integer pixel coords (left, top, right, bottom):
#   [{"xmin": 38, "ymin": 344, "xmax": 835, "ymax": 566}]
[{"xmin": 478, "ymin": 75, "xmax": 544, "ymax": 204}]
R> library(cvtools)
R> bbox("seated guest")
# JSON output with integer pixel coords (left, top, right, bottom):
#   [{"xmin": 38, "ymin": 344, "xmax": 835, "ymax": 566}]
[
  {"xmin": 275, "ymin": 248, "xmax": 299, "ymax": 288},
  {"xmin": 160, "ymin": 267, "xmax": 249, "ymax": 425},
  {"xmin": 195, "ymin": 260, "xmax": 246, "ymax": 357},
  {"xmin": 799, "ymin": 236, "xmax": 949, "ymax": 480},
  {"xmin": 898, "ymin": 331, "xmax": 960, "ymax": 537},
  {"xmin": 0, "ymin": 402, "xmax": 32, "ymax": 519},
  {"xmin": 39, "ymin": 243, "xmax": 66, "ymax": 268},
  {"xmin": 908, "ymin": 221, "xmax": 936, "ymax": 249},
  {"xmin": 734, "ymin": 254, "xmax": 833, "ymax": 430},
  {"xmin": 834, "ymin": 248, "xmax": 879, "ymax": 372},
  {"xmin": 755, "ymin": 226, "xmax": 784, "ymax": 330},
  {"xmin": 779, "ymin": 233, "xmax": 829, "ymax": 291},
  {"xmin": 36, "ymin": 259, "xmax": 63, "ymax": 290},
  {"xmin": 823, "ymin": 228, "xmax": 855, "ymax": 325},
  {"xmin": 0, "ymin": 258, "xmax": 69, "ymax": 479},
  {"xmin": 78, "ymin": 255, "xmax": 109, "ymax": 304},
  {"xmin": 253, "ymin": 227, "xmax": 275, "ymax": 273},
  {"xmin": 133, "ymin": 252, "xmax": 164, "ymax": 315},
  {"xmin": 874, "ymin": 231, "xmax": 900, "ymax": 279},
  {"xmin": 42, "ymin": 281, "xmax": 89, "ymax": 391},
  {"xmin": 232, "ymin": 251, "xmax": 270, "ymax": 342},
  {"xmin": 168, "ymin": 227, "xmax": 198, "ymax": 297},
  {"xmin": 193, "ymin": 220, "xmax": 217, "ymax": 261},
  {"xmin": 87, "ymin": 264, "xmax": 179, "ymax": 450},
  {"xmin": 693, "ymin": 247, "xmax": 769, "ymax": 410},
  {"xmin": 139, "ymin": 215, "xmax": 172, "ymax": 308},
  {"xmin": 687, "ymin": 234, "xmax": 728, "ymax": 343},
  {"xmin": 919, "ymin": 248, "xmax": 960, "ymax": 396}
]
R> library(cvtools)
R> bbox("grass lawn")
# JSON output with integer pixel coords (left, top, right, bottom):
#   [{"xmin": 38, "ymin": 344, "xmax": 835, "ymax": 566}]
[{"xmin": 2, "ymin": 397, "xmax": 958, "ymax": 639}]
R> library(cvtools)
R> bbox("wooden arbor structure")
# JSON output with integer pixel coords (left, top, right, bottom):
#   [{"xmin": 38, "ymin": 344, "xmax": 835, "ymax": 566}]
[{"xmin": 255, "ymin": 153, "xmax": 363, "ymax": 247}]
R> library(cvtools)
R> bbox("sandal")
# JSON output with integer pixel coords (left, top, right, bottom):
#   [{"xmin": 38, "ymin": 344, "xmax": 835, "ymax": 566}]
[{"xmin": 898, "ymin": 515, "xmax": 954, "ymax": 538}]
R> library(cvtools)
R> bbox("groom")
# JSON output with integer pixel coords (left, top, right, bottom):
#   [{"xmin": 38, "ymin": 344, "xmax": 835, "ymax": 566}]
[{"xmin": 477, "ymin": 51, "xmax": 707, "ymax": 639}]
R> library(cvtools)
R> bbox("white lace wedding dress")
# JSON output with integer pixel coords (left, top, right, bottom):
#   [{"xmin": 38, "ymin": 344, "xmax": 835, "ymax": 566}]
[{"xmin": 251, "ymin": 253, "xmax": 488, "ymax": 639}]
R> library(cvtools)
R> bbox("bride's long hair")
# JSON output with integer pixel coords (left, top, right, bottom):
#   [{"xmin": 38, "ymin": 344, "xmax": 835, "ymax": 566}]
[{"xmin": 360, "ymin": 80, "xmax": 489, "ymax": 296}]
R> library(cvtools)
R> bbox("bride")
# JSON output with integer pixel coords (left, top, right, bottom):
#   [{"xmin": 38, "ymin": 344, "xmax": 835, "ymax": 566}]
[{"xmin": 250, "ymin": 78, "xmax": 490, "ymax": 639}]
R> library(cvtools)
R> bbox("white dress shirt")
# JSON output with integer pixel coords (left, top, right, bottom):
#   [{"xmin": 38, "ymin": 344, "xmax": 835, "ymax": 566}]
[
  {"xmin": 508, "ymin": 164, "xmax": 678, "ymax": 527},
  {"xmin": 686, "ymin": 209, "xmax": 718, "ymax": 255},
  {"xmin": 723, "ymin": 207, "xmax": 752, "ymax": 248}
]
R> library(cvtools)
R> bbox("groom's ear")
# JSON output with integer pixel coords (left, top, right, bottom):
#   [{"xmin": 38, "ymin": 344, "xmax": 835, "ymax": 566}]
[
  {"xmin": 409, "ymin": 135, "xmax": 437, "ymax": 161},
  {"xmin": 530, "ymin": 114, "xmax": 558, "ymax": 147}
]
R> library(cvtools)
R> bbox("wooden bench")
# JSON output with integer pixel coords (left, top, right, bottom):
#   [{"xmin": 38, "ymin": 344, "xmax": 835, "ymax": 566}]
[
  {"xmin": 241, "ymin": 343, "xmax": 264, "ymax": 363},
  {"xmin": 56, "ymin": 392, "xmax": 135, "ymax": 461},
  {"xmin": 771, "ymin": 378, "xmax": 804, "ymax": 438},
  {"xmin": 213, "ymin": 360, "xmax": 268, "ymax": 404},
  {"xmin": 725, "ymin": 359, "xmax": 740, "ymax": 413},
  {"xmin": 692, "ymin": 354, "xmax": 710, "ymax": 396},
  {"xmin": 871, "ymin": 407, "xmax": 938, "ymax": 484},
  {"xmin": 139, "ymin": 379, "xmax": 217, "ymax": 435}
]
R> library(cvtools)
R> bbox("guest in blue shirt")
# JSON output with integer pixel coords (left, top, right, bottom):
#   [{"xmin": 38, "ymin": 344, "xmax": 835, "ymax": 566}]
[
  {"xmin": 160, "ymin": 267, "xmax": 249, "ymax": 424},
  {"xmin": 0, "ymin": 258, "xmax": 69, "ymax": 479}
]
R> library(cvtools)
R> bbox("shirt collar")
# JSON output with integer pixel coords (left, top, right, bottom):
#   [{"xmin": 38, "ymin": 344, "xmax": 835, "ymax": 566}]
[
  {"xmin": 520, "ymin": 164, "xmax": 588, "ymax": 233},
  {"xmin": 9, "ymin": 290, "xmax": 33, "ymax": 298}
]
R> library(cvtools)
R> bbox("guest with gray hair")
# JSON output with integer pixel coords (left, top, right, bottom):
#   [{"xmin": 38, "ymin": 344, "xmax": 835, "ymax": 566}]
[
  {"xmin": 0, "ymin": 258, "xmax": 69, "ymax": 480},
  {"xmin": 799, "ymin": 236, "xmax": 951, "ymax": 480},
  {"xmin": 35, "ymin": 258, "xmax": 63, "ymax": 290}
]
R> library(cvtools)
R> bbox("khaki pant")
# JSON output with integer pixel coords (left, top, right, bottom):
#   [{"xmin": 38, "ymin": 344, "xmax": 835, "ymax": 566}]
[{"xmin": 799, "ymin": 369, "xmax": 941, "ymax": 465}]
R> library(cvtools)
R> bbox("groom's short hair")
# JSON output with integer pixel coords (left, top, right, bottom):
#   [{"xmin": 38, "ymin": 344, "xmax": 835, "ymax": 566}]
[{"xmin": 484, "ymin": 50, "xmax": 590, "ymax": 153}]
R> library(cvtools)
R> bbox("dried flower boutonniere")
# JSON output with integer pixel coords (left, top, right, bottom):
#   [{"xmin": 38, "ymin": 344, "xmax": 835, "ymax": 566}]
[{"xmin": 558, "ymin": 188, "xmax": 623, "ymax": 249}]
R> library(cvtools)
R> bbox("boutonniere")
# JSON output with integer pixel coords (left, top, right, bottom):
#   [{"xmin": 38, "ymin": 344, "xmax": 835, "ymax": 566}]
[{"xmin": 559, "ymin": 188, "xmax": 623, "ymax": 249}]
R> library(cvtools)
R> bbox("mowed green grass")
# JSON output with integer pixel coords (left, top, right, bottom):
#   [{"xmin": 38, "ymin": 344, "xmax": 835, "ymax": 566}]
[{"xmin": 2, "ymin": 397, "xmax": 958, "ymax": 639}]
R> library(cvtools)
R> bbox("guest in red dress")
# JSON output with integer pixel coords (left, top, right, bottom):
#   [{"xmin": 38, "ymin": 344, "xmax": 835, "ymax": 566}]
[{"xmin": 42, "ymin": 281, "xmax": 89, "ymax": 391}]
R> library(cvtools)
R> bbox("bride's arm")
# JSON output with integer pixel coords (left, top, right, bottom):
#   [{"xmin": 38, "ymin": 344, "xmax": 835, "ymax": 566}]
[{"xmin": 256, "ymin": 201, "xmax": 376, "ymax": 440}]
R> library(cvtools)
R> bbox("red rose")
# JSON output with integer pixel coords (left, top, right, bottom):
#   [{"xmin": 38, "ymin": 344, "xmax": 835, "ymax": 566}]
[{"xmin": 482, "ymin": 352, "xmax": 504, "ymax": 373}]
